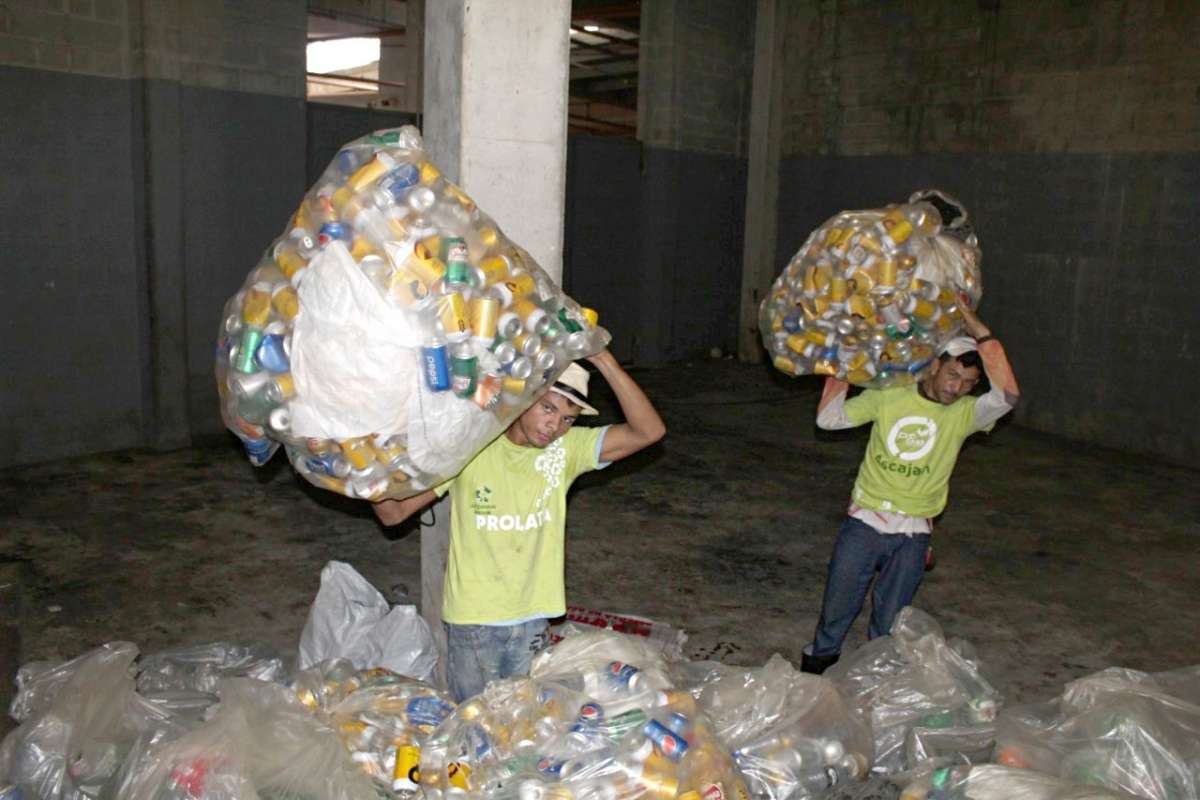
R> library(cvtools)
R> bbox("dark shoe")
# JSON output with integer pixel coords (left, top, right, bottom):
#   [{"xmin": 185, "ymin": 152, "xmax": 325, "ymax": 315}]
[{"xmin": 800, "ymin": 648, "xmax": 840, "ymax": 675}]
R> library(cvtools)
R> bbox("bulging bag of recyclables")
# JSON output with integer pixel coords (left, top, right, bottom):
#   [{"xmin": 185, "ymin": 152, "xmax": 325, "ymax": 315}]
[
  {"xmin": 215, "ymin": 125, "xmax": 611, "ymax": 501},
  {"xmin": 897, "ymin": 763, "xmax": 1141, "ymax": 800},
  {"xmin": 759, "ymin": 190, "xmax": 981, "ymax": 389},
  {"xmin": 993, "ymin": 665, "xmax": 1200, "ymax": 800},
  {"xmin": 421, "ymin": 630, "xmax": 750, "ymax": 800},
  {"xmin": 290, "ymin": 659, "xmax": 457, "ymax": 797},
  {"xmin": 694, "ymin": 654, "xmax": 873, "ymax": 800},
  {"xmin": 825, "ymin": 608, "xmax": 1001, "ymax": 775}
]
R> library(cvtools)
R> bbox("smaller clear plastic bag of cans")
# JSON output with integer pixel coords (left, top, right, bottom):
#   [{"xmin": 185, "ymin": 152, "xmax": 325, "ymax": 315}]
[
  {"xmin": 215, "ymin": 125, "xmax": 610, "ymax": 501},
  {"xmin": 291, "ymin": 659, "xmax": 457, "ymax": 797},
  {"xmin": 693, "ymin": 654, "xmax": 873, "ymax": 800},
  {"xmin": 897, "ymin": 763, "xmax": 1142, "ymax": 800},
  {"xmin": 758, "ymin": 190, "xmax": 982, "ymax": 389},
  {"xmin": 824, "ymin": 608, "xmax": 1002, "ymax": 776},
  {"xmin": 993, "ymin": 666, "xmax": 1200, "ymax": 800}
]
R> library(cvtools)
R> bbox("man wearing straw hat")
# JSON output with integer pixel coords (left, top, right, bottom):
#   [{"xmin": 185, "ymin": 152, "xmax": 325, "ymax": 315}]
[
  {"xmin": 801, "ymin": 301, "xmax": 1019, "ymax": 674},
  {"xmin": 373, "ymin": 350, "xmax": 665, "ymax": 700}
]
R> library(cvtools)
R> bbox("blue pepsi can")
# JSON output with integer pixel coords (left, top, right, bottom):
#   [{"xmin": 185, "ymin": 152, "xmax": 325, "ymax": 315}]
[
  {"xmin": 536, "ymin": 757, "xmax": 564, "ymax": 776},
  {"xmin": 406, "ymin": 695, "xmax": 454, "ymax": 728},
  {"xmin": 643, "ymin": 719, "xmax": 689, "ymax": 761},
  {"xmin": 422, "ymin": 341, "xmax": 451, "ymax": 391},
  {"xmin": 303, "ymin": 453, "xmax": 350, "ymax": 479},
  {"xmin": 577, "ymin": 702, "xmax": 604, "ymax": 723},
  {"xmin": 605, "ymin": 661, "xmax": 639, "ymax": 688},
  {"xmin": 665, "ymin": 712, "xmax": 692, "ymax": 737},
  {"xmin": 318, "ymin": 222, "xmax": 351, "ymax": 245},
  {"xmin": 255, "ymin": 334, "xmax": 290, "ymax": 373},
  {"xmin": 380, "ymin": 163, "xmax": 421, "ymax": 201},
  {"xmin": 783, "ymin": 315, "xmax": 802, "ymax": 333},
  {"xmin": 242, "ymin": 436, "xmax": 276, "ymax": 466},
  {"xmin": 333, "ymin": 148, "xmax": 360, "ymax": 176}
]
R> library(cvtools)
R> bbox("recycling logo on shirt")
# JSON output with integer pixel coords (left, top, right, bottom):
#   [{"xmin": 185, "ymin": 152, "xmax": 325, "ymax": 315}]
[{"xmin": 886, "ymin": 416, "xmax": 938, "ymax": 461}]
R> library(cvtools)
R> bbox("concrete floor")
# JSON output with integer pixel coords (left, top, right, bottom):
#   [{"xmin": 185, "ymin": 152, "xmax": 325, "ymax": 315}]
[{"xmin": 1, "ymin": 359, "xmax": 1197, "ymax": 719}]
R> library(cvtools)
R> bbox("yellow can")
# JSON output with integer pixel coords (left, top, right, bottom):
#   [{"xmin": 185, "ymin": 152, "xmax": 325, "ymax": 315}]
[
  {"xmin": 242, "ymin": 285, "xmax": 272, "ymax": 326},
  {"xmin": 446, "ymin": 762, "xmax": 471, "ymax": 790},
  {"xmin": 438, "ymin": 292, "xmax": 470, "ymax": 340},
  {"xmin": 477, "ymin": 255, "xmax": 511, "ymax": 284},
  {"xmin": 393, "ymin": 745, "xmax": 421, "ymax": 790},
  {"xmin": 502, "ymin": 376, "xmax": 527, "ymax": 396},
  {"xmin": 387, "ymin": 268, "xmax": 428, "ymax": 307},
  {"xmin": 274, "ymin": 245, "xmax": 308, "ymax": 280},
  {"xmin": 339, "ymin": 438, "xmax": 374, "ymax": 470},
  {"xmin": 271, "ymin": 285, "xmax": 299, "ymax": 320},
  {"xmin": 880, "ymin": 209, "xmax": 913, "ymax": 245},
  {"xmin": 419, "ymin": 161, "xmax": 441, "ymax": 184},
  {"xmin": 407, "ymin": 251, "xmax": 447, "ymax": 288},
  {"xmin": 877, "ymin": 259, "xmax": 898, "ymax": 288},
  {"xmin": 504, "ymin": 272, "xmax": 536, "ymax": 300},
  {"xmin": 469, "ymin": 296, "xmax": 500, "ymax": 339},
  {"xmin": 847, "ymin": 294, "xmax": 875, "ymax": 319},
  {"xmin": 347, "ymin": 153, "xmax": 395, "ymax": 193},
  {"xmin": 830, "ymin": 277, "xmax": 849, "ymax": 302},
  {"xmin": 581, "ymin": 307, "xmax": 599, "ymax": 327}
]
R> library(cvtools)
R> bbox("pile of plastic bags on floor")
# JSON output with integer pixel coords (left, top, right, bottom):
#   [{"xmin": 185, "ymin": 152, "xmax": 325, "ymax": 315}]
[
  {"xmin": 2, "ymin": 609, "xmax": 1198, "ymax": 800},
  {"xmin": 992, "ymin": 666, "xmax": 1200, "ymax": 800},
  {"xmin": 758, "ymin": 190, "xmax": 981, "ymax": 389},
  {"xmin": 215, "ymin": 125, "xmax": 609, "ymax": 502},
  {"xmin": 825, "ymin": 609, "xmax": 1001, "ymax": 775}
]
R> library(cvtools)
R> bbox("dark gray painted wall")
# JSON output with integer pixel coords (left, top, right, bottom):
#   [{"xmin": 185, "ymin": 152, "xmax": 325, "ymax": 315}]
[
  {"xmin": 565, "ymin": 135, "xmax": 746, "ymax": 366},
  {"xmin": 0, "ymin": 66, "xmax": 146, "ymax": 465},
  {"xmin": 777, "ymin": 153, "xmax": 1200, "ymax": 463},
  {"xmin": 180, "ymin": 86, "xmax": 307, "ymax": 439}
]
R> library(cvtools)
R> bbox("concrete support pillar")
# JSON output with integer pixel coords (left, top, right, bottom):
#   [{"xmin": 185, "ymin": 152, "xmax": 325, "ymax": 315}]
[
  {"xmin": 419, "ymin": 0, "xmax": 571, "ymax": 684},
  {"xmin": 423, "ymin": 0, "xmax": 570, "ymax": 281},
  {"xmin": 738, "ymin": 0, "xmax": 784, "ymax": 363}
]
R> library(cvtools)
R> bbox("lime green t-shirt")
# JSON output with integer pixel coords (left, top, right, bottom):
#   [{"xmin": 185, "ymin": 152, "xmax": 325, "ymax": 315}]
[
  {"xmin": 436, "ymin": 425, "xmax": 608, "ymax": 625},
  {"xmin": 845, "ymin": 384, "xmax": 991, "ymax": 518}
]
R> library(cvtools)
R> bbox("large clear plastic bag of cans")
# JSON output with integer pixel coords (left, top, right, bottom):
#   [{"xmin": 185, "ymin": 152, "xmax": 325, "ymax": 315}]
[
  {"xmin": 993, "ymin": 666, "xmax": 1200, "ymax": 800},
  {"xmin": 759, "ymin": 190, "xmax": 981, "ymax": 388},
  {"xmin": 694, "ymin": 654, "xmax": 872, "ymax": 800},
  {"xmin": 421, "ymin": 676, "xmax": 747, "ymax": 800},
  {"xmin": 116, "ymin": 677, "xmax": 378, "ymax": 800},
  {"xmin": 136, "ymin": 641, "xmax": 288, "ymax": 695},
  {"xmin": 825, "ymin": 609, "xmax": 1000, "ymax": 775},
  {"xmin": 290, "ymin": 658, "xmax": 456, "ymax": 797},
  {"xmin": 0, "ymin": 642, "xmax": 140, "ymax": 799},
  {"xmin": 421, "ymin": 630, "xmax": 749, "ymax": 800},
  {"xmin": 215, "ymin": 125, "xmax": 611, "ymax": 501},
  {"xmin": 897, "ymin": 764, "xmax": 1141, "ymax": 800}
]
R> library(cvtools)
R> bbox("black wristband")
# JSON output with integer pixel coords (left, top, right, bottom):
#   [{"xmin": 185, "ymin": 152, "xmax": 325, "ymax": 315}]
[{"xmin": 975, "ymin": 335, "xmax": 996, "ymax": 345}]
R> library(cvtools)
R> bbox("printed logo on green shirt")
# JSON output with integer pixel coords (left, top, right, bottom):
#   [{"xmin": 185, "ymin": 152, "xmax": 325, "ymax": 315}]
[
  {"xmin": 473, "ymin": 485, "xmax": 494, "ymax": 511},
  {"xmin": 886, "ymin": 416, "xmax": 939, "ymax": 461}
]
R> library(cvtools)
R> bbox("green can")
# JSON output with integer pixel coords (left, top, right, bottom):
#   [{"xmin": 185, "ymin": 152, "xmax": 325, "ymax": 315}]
[
  {"xmin": 450, "ymin": 343, "xmax": 478, "ymax": 397},
  {"xmin": 601, "ymin": 708, "xmax": 647, "ymax": 739},
  {"xmin": 441, "ymin": 237, "xmax": 470, "ymax": 285},
  {"xmin": 557, "ymin": 307, "xmax": 583, "ymax": 333},
  {"xmin": 234, "ymin": 328, "xmax": 264, "ymax": 373}
]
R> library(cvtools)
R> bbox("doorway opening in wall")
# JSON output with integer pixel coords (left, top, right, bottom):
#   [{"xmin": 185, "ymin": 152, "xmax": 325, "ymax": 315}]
[
  {"xmin": 570, "ymin": 1, "xmax": 640, "ymax": 138},
  {"xmin": 303, "ymin": 0, "xmax": 641, "ymax": 134},
  {"xmin": 306, "ymin": 4, "xmax": 410, "ymax": 110}
]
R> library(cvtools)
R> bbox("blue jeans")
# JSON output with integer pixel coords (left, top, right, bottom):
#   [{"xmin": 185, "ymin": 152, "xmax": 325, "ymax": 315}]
[
  {"xmin": 811, "ymin": 516, "xmax": 930, "ymax": 657},
  {"xmin": 445, "ymin": 619, "xmax": 550, "ymax": 702}
]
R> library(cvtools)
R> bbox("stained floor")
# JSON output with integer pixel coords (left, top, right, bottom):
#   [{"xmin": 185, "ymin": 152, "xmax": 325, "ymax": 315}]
[{"xmin": 1, "ymin": 359, "xmax": 1197, "ymax": 716}]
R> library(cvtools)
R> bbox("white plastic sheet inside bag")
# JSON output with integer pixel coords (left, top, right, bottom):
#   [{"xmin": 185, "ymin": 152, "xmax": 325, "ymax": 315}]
[
  {"xmin": 298, "ymin": 561, "xmax": 438, "ymax": 683},
  {"xmin": 289, "ymin": 241, "xmax": 423, "ymax": 440},
  {"xmin": 405, "ymin": 355, "xmax": 507, "ymax": 477}
]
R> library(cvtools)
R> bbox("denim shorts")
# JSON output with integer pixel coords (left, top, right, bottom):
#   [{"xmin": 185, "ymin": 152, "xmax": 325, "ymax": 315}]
[{"xmin": 444, "ymin": 618, "xmax": 550, "ymax": 702}]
